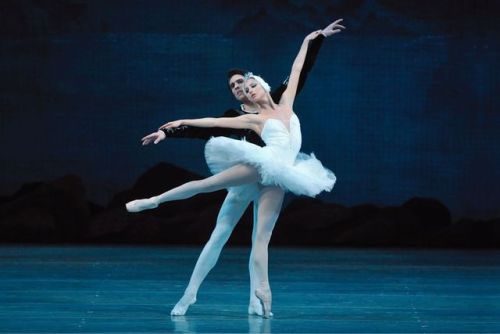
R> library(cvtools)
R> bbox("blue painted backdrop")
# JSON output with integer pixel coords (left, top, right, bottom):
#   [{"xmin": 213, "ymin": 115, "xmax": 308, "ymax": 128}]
[{"xmin": 1, "ymin": 0, "xmax": 499, "ymax": 218}]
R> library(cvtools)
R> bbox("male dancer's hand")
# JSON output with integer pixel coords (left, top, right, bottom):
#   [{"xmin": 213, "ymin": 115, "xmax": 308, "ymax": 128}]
[
  {"xmin": 141, "ymin": 130, "xmax": 166, "ymax": 145},
  {"xmin": 321, "ymin": 18, "xmax": 346, "ymax": 37}
]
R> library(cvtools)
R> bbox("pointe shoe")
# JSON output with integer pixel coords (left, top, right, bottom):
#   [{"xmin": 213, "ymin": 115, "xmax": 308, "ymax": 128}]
[
  {"xmin": 255, "ymin": 288, "xmax": 272, "ymax": 318},
  {"xmin": 170, "ymin": 294, "xmax": 196, "ymax": 316},
  {"xmin": 248, "ymin": 302, "xmax": 273, "ymax": 317},
  {"xmin": 125, "ymin": 197, "xmax": 158, "ymax": 212}
]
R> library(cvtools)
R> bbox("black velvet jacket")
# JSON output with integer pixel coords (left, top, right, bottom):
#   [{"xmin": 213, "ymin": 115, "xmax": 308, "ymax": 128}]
[{"xmin": 161, "ymin": 35, "xmax": 325, "ymax": 147}]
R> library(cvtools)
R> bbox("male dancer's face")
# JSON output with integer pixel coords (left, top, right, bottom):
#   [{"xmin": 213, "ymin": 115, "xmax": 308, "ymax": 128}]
[{"xmin": 228, "ymin": 74, "xmax": 247, "ymax": 102}]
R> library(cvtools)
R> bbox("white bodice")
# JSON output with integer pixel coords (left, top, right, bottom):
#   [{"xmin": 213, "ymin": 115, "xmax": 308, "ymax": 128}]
[{"xmin": 260, "ymin": 114, "xmax": 302, "ymax": 163}]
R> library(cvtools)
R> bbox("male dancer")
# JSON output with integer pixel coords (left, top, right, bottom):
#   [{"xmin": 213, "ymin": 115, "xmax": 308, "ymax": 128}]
[{"xmin": 140, "ymin": 20, "xmax": 343, "ymax": 316}]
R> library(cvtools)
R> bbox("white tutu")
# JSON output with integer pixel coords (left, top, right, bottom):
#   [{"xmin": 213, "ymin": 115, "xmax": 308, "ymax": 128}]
[{"xmin": 204, "ymin": 114, "xmax": 336, "ymax": 197}]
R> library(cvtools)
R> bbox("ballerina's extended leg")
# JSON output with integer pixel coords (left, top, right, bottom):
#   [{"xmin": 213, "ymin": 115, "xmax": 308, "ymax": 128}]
[{"xmin": 126, "ymin": 164, "xmax": 259, "ymax": 212}]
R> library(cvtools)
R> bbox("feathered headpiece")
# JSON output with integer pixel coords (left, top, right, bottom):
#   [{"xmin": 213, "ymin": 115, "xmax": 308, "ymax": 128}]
[{"xmin": 244, "ymin": 72, "xmax": 271, "ymax": 92}]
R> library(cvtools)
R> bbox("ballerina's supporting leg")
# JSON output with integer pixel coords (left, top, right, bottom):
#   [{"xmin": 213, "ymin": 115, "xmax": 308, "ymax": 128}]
[
  {"xmin": 251, "ymin": 186, "xmax": 285, "ymax": 318},
  {"xmin": 126, "ymin": 164, "xmax": 260, "ymax": 212},
  {"xmin": 248, "ymin": 199, "xmax": 264, "ymax": 316},
  {"xmin": 171, "ymin": 186, "xmax": 257, "ymax": 316}
]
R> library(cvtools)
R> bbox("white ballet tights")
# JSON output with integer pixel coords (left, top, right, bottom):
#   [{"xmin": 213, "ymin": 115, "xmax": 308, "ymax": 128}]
[
  {"xmin": 126, "ymin": 164, "xmax": 283, "ymax": 317},
  {"xmin": 126, "ymin": 165, "xmax": 261, "ymax": 213},
  {"xmin": 151, "ymin": 165, "xmax": 259, "ymax": 206},
  {"xmin": 250, "ymin": 186, "xmax": 284, "ymax": 318},
  {"xmin": 170, "ymin": 185, "xmax": 261, "ymax": 316}
]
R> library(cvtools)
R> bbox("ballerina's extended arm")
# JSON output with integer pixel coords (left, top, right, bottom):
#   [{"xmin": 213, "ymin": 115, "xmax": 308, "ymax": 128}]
[
  {"xmin": 280, "ymin": 19, "xmax": 345, "ymax": 108},
  {"xmin": 278, "ymin": 31, "xmax": 321, "ymax": 109},
  {"xmin": 160, "ymin": 114, "xmax": 261, "ymax": 133},
  {"xmin": 141, "ymin": 114, "xmax": 260, "ymax": 146}
]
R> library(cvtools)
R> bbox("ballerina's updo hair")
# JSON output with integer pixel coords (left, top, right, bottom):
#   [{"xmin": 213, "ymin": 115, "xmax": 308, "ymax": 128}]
[{"xmin": 244, "ymin": 72, "xmax": 271, "ymax": 92}]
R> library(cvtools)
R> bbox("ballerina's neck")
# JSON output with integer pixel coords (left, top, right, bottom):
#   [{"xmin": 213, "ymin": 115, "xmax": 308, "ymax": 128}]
[
  {"xmin": 261, "ymin": 105, "xmax": 293, "ymax": 120},
  {"xmin": 253, "ymin": 97, "xmax": 279, "ymax": 111}
]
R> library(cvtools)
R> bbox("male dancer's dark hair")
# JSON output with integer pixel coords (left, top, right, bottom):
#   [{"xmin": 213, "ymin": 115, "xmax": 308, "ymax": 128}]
[{"xmin": 227, "ymin": 68, "xmax": 249, "ymax": 80}]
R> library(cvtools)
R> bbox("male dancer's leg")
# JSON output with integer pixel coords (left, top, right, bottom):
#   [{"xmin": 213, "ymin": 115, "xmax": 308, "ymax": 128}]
[
  {"xmin": 171, "ymin": 184, "xmax": 259, "ymax": 316},
  {"xmin": 251, "ymin": 186, "xmax": 285, "ymax": 318}
]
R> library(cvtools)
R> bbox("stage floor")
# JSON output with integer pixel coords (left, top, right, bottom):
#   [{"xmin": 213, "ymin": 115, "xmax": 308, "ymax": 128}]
[{"xmin": 0, "ymin": 246, "xmax": 499, "ymax": 333}]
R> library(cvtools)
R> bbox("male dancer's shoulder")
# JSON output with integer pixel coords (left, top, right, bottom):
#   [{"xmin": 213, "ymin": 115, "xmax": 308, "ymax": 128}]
[{"xmin": 223, "ymin": 108, "xmax": 245, "ymax": 118}]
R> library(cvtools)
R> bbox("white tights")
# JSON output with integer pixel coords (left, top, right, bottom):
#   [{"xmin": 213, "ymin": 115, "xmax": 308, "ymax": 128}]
[
  {"xmin": 171, "ymin": 184, "xmax": 260, "ymax": 315},
  {"xmin": 153, "ymin": 165, "xmax": 260, "ymax": 203},
  {"xmin": 251, "ymin": 186, "xmax": 284, "ymax": 317},
  {"xmin": 128, "ymin": 164, "xmax": 284, "ymax": 316}
]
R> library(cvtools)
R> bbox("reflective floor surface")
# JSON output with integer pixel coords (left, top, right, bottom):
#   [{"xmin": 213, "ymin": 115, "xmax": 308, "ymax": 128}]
[{"xmin": 1, "ymin": 246, "xmax": 499, "ymax": 333}]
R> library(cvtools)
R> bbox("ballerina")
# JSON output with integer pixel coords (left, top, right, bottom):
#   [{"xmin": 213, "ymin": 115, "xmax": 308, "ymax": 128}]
[
  {"xmin": 127, "ymin": 29, "xmax": 339, "ymax": 317},
  {"xmin": 138, "ymin": 20, "xmax": 334, "ymax": 316}
]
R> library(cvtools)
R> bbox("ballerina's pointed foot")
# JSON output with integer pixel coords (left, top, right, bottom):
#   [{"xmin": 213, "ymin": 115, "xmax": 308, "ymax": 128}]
[
  {"xmin": 170, "ymin": 293, "xmax": 196, "ymax": 316},
  {"xmin": 255, "ymin": 288, "xmax": 272, "ymax": 318},
  {"xmin": 125, "ymin": 197, "xmax": 159, "ymax": 212}
]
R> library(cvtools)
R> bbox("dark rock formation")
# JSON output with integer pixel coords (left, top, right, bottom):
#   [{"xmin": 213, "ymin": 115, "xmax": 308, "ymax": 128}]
[
  {"xmin": 0, "ymin": 174, "xmax": 91, "ymax": 242},
  {"xmin": 85, "ymin": 162, "xmax": 244, "ymax": 244},
  {"xmin": 0, "ymin": 165, "xmax": 498, "ymax": 248},
  {"xmin": 430, "ymin": 218, "xmax": 500, "ymax": 248}
]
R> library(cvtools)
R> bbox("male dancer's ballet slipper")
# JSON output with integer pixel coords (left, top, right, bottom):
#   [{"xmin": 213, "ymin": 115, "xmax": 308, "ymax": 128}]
[
  {"xmin": 255, "ymin": 288, "xmax": 272, "ymax": 318},
  {"xmin": 125, "ymin": 197, "xmax": 158, "ymax": 212}
]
